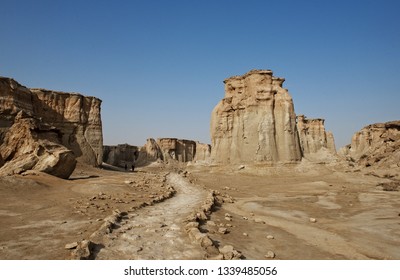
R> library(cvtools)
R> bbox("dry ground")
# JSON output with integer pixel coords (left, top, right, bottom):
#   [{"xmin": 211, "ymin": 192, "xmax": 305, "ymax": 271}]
[{"xmin": 0, "ymin": 161, "xmax": 399, "ymax": 260}]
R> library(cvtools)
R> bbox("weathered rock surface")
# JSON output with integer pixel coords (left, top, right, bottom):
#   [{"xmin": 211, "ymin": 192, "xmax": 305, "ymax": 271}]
[
  {"xmin": 340, "ymin": 121, "xmax": 400, "ymax": 168},
  {"xmin": 103, "ymin": 144, "xmax": 139, "ymax": 167},
  {"xmin": 157, "ymin": 138, "xmax": 196, "ymax": 162},
  {"xmin": 0, "ymin": 77, "xmax": 103, "ymax": 166},
  {"xmin": 137, "ymin": 138, "xmax": 163, "ymax": 164},
  {"xmin": 297, "ymin": 115, "xmax": 336, "ymax": 156},
  {"xmin": 137, "ymin": 138, "xmax": 211, "ymax": 164},
  {"xmin": 194, "ymin": 142, "xmax": 211, "ymax": 162},
  {"xmin": 210, "ymin": 70, "xmax": 302, "ymax": 164},
  {"xmin": 0, "ymin": 111, "xmax": 76, "ymax": 178}
]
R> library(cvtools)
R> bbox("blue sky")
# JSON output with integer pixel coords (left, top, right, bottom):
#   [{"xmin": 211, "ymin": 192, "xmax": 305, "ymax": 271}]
[{"xmin": 1, "ymin": 0, "xmax": 399, "ymax": 148}]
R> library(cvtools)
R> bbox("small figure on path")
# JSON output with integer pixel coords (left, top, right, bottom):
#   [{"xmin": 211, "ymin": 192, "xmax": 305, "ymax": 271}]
[
  {"xmin": 131, "ymin": 164, "xmax": 135, "ymax": 172},
  {"xmin": 124, "ymin": 163, "xmax": 127, "ymax": 171}
]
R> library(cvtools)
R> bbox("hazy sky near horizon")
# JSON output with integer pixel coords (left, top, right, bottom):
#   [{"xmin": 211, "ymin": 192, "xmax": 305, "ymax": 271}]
[{"xmin": 1, "ymin": 0, "xmax": 399, "ymax": 149}]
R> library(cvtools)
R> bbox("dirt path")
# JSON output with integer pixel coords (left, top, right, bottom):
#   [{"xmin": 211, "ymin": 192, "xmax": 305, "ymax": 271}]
[{"xmin": 95, "ymin": 173, "xmax": 208, "ymax": 259}]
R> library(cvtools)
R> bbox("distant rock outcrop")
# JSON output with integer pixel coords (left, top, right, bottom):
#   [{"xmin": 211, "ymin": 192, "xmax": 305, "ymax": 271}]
[
  {"xmin": 157, "ymin": 138, "xmax": 196, "ymax": 162},
  {"xmin": 136, "ymin": 138, "xmax": 211, "ymax": 165},
  {"xmin": 103, "ymin": 144, "xmax": 139, "ymax": 168},
  {"xmin": 138, "ymin": 138, "xmax": 163, "ymax": 164},
  {"xmin": 210, "ymin": 70, "xmax": 302, "ymax": 164},
  {"xmin": 0, "ymin": 111, "xmax": 76, "ymax": 178},
  {"xmin": 0, "ymin": 77, "xmax": 103, "ymax": 167},
  {"xmin": 194, "ymin": 142, "xmax": 211, "ymax": 162},
  {"xmin": 340, "ymin": 121, "xmax": 400, "ymax": 168},
  {"xmin": 297, "ymin": 115, "xmax": 336, "ymax": 156}
]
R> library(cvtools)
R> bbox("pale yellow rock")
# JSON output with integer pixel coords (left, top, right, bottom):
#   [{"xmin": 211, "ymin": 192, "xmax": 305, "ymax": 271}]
[
  {"xmin": 297, "ymin": 115, "xmax": 337, "ymax": 155},
  {"xmin": 210, "ymin": 70, "xmax": 302, "ymax": 164},
  {"xmin": 339, "ymin": 121, "xmax": 400, "ymax": 168},
  {"xmin": 0, "ymin": 111, "xmax": 76, "ymax": 179},
  {"xmin": 0, "ymin": 77, "xmax": 103, "ymax": 167}
]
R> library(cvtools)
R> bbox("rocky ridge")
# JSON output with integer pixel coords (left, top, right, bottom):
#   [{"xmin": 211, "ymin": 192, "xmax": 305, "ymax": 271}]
[{"xmin": 340, "ymin": 121, "xmax": 400, "ymax": 168}]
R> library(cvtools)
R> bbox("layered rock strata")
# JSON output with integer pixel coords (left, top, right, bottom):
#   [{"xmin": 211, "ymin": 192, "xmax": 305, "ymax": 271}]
[
  {"xmin": 137, "ymin": 138, "xmax": 211, "ymax": 164},
  {"xmin": 297, "ymin": 115, "xmax": 336, "ymax": 156},
  {"xmin": 157, "ymin": 138, "xmax": 196, "ymax": 162},
  {"xmin": 210, "ymin": 70, "xmax": 302, "ymax": 164},
  {"xmin": 103, "ymin": 144, "xmax": 139, "ymax": 167},
  {"xmin": 0, "ymin": 77, "xmax": 103, "ymax": 166},
  {"xmin": 0, "ymin": 111, "xmax": 76, "ymax": 178},
  {"xmin": 340, "ymin": 121, "xmax": 400, "ymax": 168},
  {"xmin": 193, "ymin": 142, "xmax": 212, "ymax": 162}
]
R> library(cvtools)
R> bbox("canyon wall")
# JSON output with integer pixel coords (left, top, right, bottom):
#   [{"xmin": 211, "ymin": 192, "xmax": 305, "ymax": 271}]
[
  {"xmin": 0, "ymin": 77, "xmax": 103, "ymax": 167},
  {"xmin": 156, "ymin": 138, "xmax": 196, "ymax": 162},
  {"xmin": 210, "ymin": 70, "xmax": 302, "ymax": 164},
  {"xmin": 103, "ymin": 144, "xmax": 139, "ymax": 167},
  {"xmin": 135, "ymin": 138, "xmax": 211, "ymax": 165}
]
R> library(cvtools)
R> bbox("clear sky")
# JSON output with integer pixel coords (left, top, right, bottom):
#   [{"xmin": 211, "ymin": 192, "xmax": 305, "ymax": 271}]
[{"xmin": 1, "ymin": 0, "xmax": 399, "ymax": 149}]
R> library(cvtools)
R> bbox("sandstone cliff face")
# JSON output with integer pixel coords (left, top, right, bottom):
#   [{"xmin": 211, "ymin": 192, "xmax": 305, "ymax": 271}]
[
  {"xmin": 340, "ymin": 121, "xmax": 400, "ymax": 168},
  {"xmin": 210, "ymin": 70, "xmax": 302, "ymax": 164},
  {"xmin": 0, "ymin": 111, "xmax": 76, "ymax": 178},
  {"xmin": 103, "ymin": 144, "xmax": 139, "ymax": 167},
  {"xmin": 136, "ymin": 138, "xmax": 211, "ymax": 165},
  {"xmin": 138, "ymin": 138, "xmax": 163, "ymax": 164},
  {"xmin": 194, "ymin": 142, "xmax": 211, "ymax": 162},
  {"xmin": 157, "ymin": 138, "xmax": 196, "ymax": 162},
  {"xmin": 297, "ymin": 115, "xmax": 336, "ymax": 156},
  {"xmin": 0, "ymin": 77, "xmax": 103, "ymax": 166}
]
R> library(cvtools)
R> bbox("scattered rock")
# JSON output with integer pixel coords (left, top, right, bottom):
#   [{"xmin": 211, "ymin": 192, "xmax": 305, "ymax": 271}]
[
  {"xmin": 219, "ymin": 245, "xmax": 242, "ymax": 260},
  {"xmin": 64, "ymin": 242, "xmax": 78, "ymax": 250},
  {"xmin": 309, "ymin": 218, "xmax": 317, "ymax": 223},
  {"xmin": 265, "ymin": 251, "xmax": 275, "ymax": 259},
  {"xmin": 225, "ymin": 217, "xmax": 232, "ymax": 221},
  {"xmin": 206, "ymin": 221, "xmax": 216, "ymax": 227},
  {"xmin": 243, "ymin": 233, "xmax": 248, "ymax": 236},
  {"xmin": 266, "ymin": 235, "xmax": 275, "ymax": 240},
  {"xmin": 70, "ymin": 240, "xmax": 93, "ymax": 260},
  {"xmin": 218, "ymin": 227, "xmax": 228, "ymax": 234},
  {"xmin": 254, "ymin": 218, "xmax": 265, "ymax": 224},
  {"xmin": 238, "ymin": 165, "xmax": 245, "ymax": 170}
]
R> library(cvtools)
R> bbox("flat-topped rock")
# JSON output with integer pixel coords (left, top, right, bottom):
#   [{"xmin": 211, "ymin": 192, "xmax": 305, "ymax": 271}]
[{"xmin": 210, "ymin": 69, "xmax": 302, "ymax": 164}]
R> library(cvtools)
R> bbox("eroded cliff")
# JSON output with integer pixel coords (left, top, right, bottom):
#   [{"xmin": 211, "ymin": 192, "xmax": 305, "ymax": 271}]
[
  {"xmin": 297, "ymin": 115, "xmax": 336, "ymax": 156},
  {"xmin": 0, "ymin": 77, "xmax": 103, "ymax": 168},
  {"xmin": 103, "ymin": 144, "xmax": 139, "ymax": 168},
  {"xmin": 340, "ymin": 121, "xmax": 400, "ymax": 168},
  {"xmin": 210, "ymin": 70, "xmax": 302, "ymax": 164}
]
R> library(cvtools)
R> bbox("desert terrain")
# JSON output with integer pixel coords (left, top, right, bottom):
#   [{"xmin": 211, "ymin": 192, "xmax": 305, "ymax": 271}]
[
  {"xmin": 1, "ymin": 71, "xmax": 399, "ymax": 260},
  {"xmin": 0, "ymin": 161, "xmax": 399, "ymax": 260}
]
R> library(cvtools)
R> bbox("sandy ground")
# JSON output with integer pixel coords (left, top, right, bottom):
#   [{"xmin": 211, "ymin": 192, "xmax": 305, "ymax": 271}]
[{"xmin": 0, "ymin": 162, "xmax": 399, "ymax": 260}]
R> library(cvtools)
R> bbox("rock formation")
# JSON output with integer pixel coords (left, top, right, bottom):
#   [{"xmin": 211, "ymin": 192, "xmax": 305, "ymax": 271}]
[
  {"xmin": 137, "ymin": 138, "xmax": 164, "ymax": 164},
  {"xmin": 297, "ymin": 115, "xmax": 336, "ymax": 156},
  {"xmin": 0, "ymin": 111, "xmax": 76, "ymax": 178},
  {"xmin": 136, "ymin": 138, "xmax": 211, "ymax": 165},
  {"xmin": 103, "ymin": 144, "xmax": 139, "ymax": 167},
  {"xmin": 340, "ymin": 121, "xmax": 400, "ymax": 168},
  {"xmin": 193, "ymin": 142, "xmax": 211, "ymax": 162},
  {"xmin": 210, "ymin": 70, "xmax": 302, "ymax": 164},
  {"xmin": 0, "ymin": 77, "xmax": 103, "ymax": 167},
  {"xmin": 156, "ymin": 138, "xmax": 196, "ymax": 162}
]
